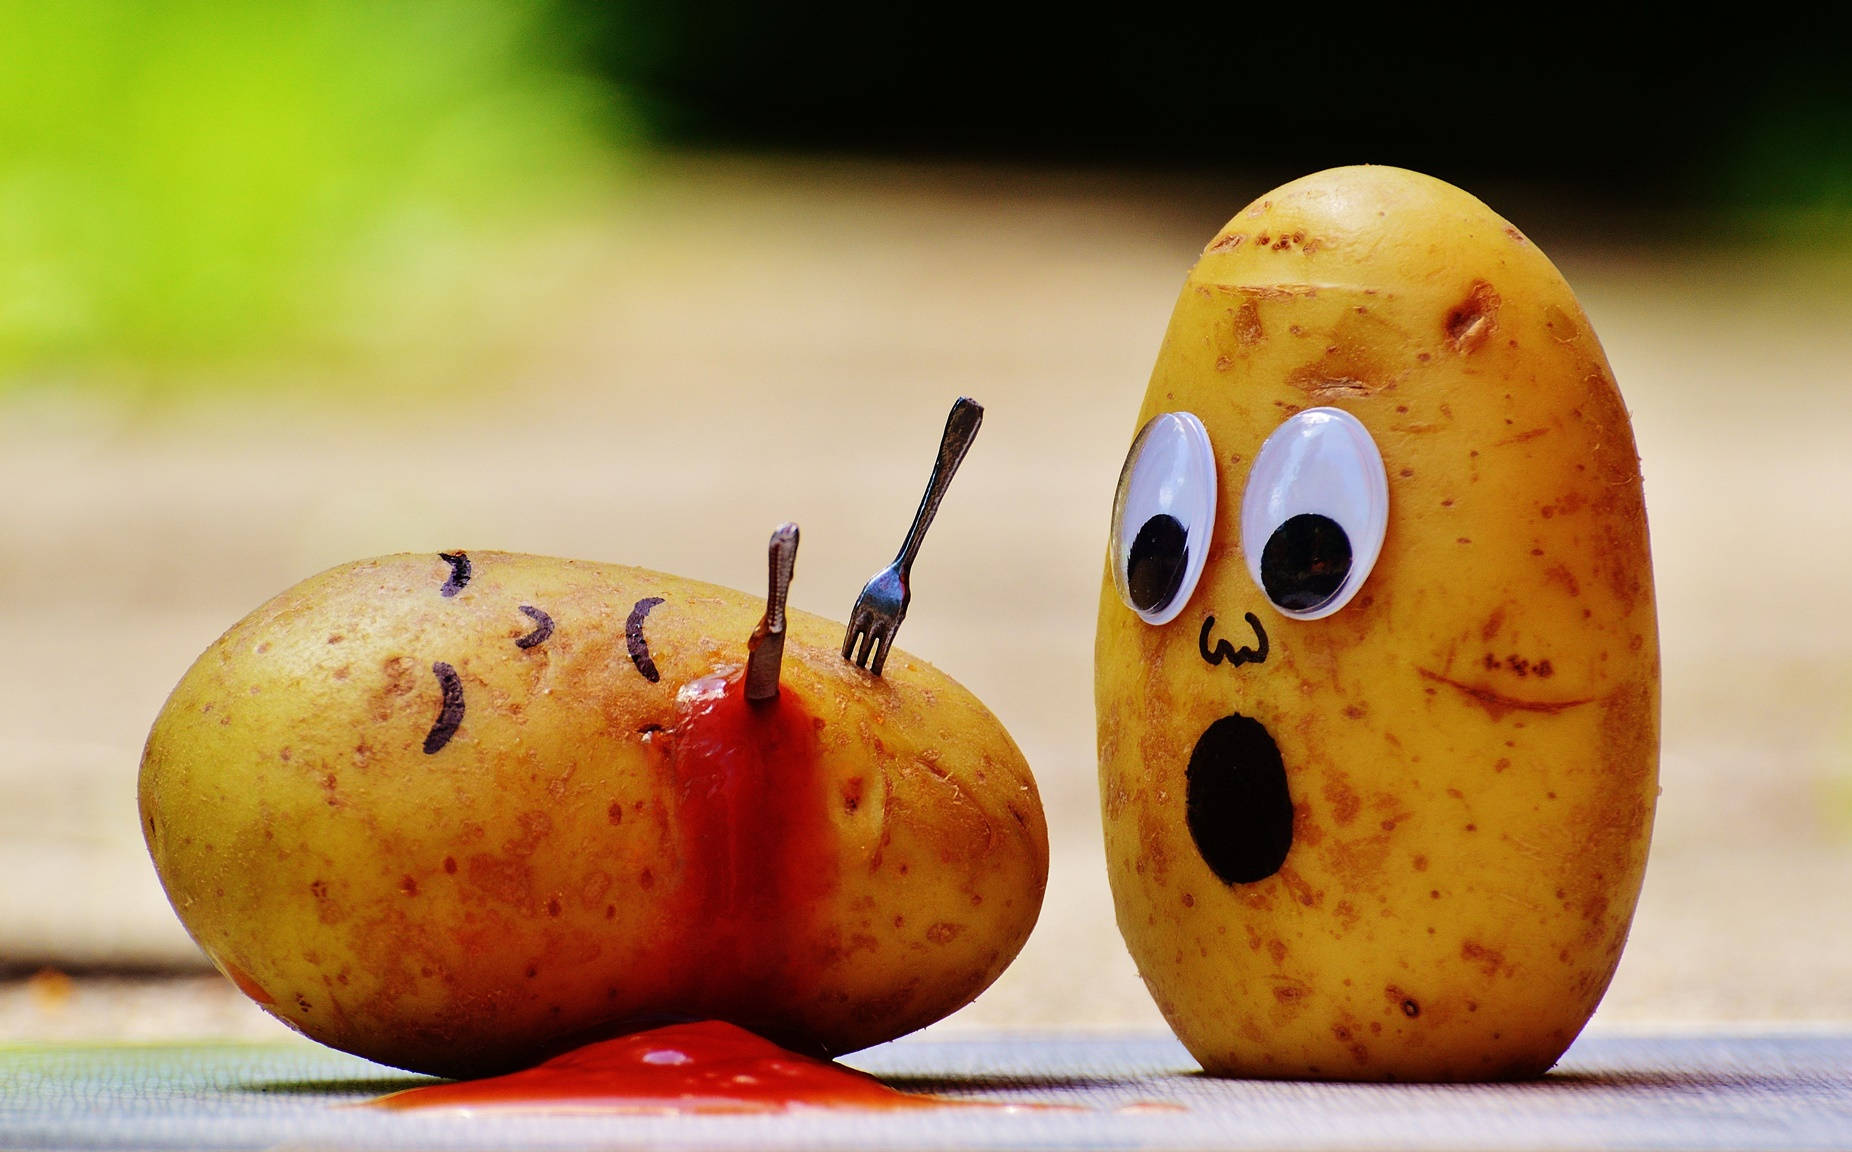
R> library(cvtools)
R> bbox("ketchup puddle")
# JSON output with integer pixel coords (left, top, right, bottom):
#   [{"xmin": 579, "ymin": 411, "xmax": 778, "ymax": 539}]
[{"xmin": 372, "ymin": 1020, "xmax": 948, "ymax": 1115}]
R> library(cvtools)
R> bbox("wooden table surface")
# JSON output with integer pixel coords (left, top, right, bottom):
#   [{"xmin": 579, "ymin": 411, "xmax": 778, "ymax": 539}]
[{"xmin": 4, "ymin": 1027, "xmax": 1850, "ymax": 1150}]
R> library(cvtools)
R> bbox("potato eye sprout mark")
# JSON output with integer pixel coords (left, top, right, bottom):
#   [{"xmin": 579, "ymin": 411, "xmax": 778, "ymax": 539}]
[
  {"xmin": 423, "ymin": 662, "xmax": 465, "ymax": 754},
  {"xmin": 515, "ymin": 606, "xmax": 554, "ymax": 650},
  {"xmin": 745, "ymin": 524, "xmax": 800, "ymax": 704},
  {"xmin": 438, "ymin": 552, "xmax": 472, "ymax": 598},
  {"xmin": 1199, "ymin": 613, "xmax": 1269, "ymax": 669},
  {"xmin": 626, "ymin": 597, "xmax": 666, "ymax": 683}
]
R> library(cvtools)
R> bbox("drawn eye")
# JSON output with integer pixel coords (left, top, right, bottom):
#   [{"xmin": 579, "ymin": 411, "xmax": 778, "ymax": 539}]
[
  {"xmin": 1110, "ymin": 412, "xmax": 1217, "ymax": 625},
  {"xmin": 1240, "ymin": 407, "xmax": 1388, "ymax": 620}
]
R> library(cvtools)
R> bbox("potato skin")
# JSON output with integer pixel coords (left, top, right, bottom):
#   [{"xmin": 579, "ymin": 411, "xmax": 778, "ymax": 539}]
[
  {"xmin": 141, "ymin": 551, "xmax": 1047, "ymax": 1078},
  {"xmin": 1097, "ymin": 167, "xmax": 1658, "ymax": 1080}
]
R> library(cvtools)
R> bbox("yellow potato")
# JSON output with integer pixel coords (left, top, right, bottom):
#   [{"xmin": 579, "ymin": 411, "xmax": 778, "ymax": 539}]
[
  {"xmin": 1096, "ymin": 166, "xmax": 1658, "ymax": 1081},
  {"xmin": 142, "ymin": 550, "xmax": 1047, "ymax": 1078}
]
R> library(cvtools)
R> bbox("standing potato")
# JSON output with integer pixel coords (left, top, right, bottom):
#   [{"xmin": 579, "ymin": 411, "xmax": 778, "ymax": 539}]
[{"xmin": 1097, "ymin": 166, "xmax": 1658, "ymax": 1080}]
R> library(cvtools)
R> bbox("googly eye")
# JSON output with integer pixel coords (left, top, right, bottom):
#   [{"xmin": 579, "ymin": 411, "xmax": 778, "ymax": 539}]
[
  {"xmin": 1110, "ymin": 412, "xmax": 1217, "ymax": 625},
  {"xmin": 1240, "ymin": 407, "xmax": 1388, "ymax": 620}
]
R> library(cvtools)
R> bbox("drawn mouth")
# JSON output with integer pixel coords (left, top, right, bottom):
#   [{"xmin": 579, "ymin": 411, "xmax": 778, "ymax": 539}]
[{"xmin": 1185, "ymin": 712, "xmax": 1294, "ymax": 885}]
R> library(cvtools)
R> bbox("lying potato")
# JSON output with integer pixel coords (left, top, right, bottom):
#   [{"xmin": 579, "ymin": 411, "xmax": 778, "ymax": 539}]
[
  {"xmin": 1097, "ymin": 166, "xmax": 1658, "ymax": 1080},
  {"xmin": 141, "ymin": 549, "xmax": 1047, "ymax": 1078}
]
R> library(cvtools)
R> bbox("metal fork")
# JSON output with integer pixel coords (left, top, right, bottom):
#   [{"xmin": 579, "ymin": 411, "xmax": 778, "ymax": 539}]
[{"xmin": 842, "ymin": 397, "xmax": 984, "ymax": 675}]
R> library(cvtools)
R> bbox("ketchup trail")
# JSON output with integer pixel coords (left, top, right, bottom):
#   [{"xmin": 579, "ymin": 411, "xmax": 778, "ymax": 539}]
[
  {"xmin": 373, "ymin": 1020, "xmax": 935, "ymax": 1113},
  {"xmin": 663, "ymin": 673, "xmax": 836, "ymax": 1036}
]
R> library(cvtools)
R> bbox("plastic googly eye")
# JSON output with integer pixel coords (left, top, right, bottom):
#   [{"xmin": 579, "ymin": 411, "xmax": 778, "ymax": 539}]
[
  {"xmin": 1110, "ymin": 412, "xmax": 1217, "ymax": 626},
  {"xmin": 1240, "ymin": 407, "xmax": 1388, "ymax": 620}
]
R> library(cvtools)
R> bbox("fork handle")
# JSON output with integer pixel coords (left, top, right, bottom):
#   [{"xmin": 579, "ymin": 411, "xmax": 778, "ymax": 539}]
[{"xmin": 891, "ymin": 397, "xmax": 983, "ymax": 579}]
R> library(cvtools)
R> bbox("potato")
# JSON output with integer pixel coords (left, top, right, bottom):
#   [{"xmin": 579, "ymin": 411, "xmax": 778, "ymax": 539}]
[
  {"xmin": 141, "ymin": 550, "xmax": 1047, "ymax": 1078},
  {"xmin": 1096, "ymin": 166, "xmax": 1658, "ymax": 1081}
]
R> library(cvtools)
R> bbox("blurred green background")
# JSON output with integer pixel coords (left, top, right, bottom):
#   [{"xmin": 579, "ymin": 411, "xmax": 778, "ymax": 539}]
[{"xmin": 2, "ymin": 1, "xmax": 1847, "ymax": 392}]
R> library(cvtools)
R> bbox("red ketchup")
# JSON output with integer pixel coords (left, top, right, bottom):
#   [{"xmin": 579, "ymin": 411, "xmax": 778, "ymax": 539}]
[
  {"xmin": 373, "ymin": 1020, "xmax": 937, "ymax": 1113},
  {"xmin": 378, "ymin": 674, "xmax": 935, "ymax": 1114},
  {"xmin": 660, "ymin": 672, "xmax": 838, "ymax": 1028}
]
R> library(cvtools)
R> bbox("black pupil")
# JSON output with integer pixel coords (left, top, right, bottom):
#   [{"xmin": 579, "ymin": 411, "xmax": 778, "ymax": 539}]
[
  {"xmin": 1127, "ymin": 514, "xmax": 1189, "ymax": 613},
  {"xmin": 1260, "ymin": 513, "xmax": 1352, "ymax": 612}
]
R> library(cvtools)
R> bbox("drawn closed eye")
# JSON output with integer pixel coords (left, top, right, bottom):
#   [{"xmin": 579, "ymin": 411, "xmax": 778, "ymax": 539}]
[
  {"xmin": 515, "ymin": 606, "xmax": 553, "ymax": 649},
  {"xmin": 627, "ymin": 597, "xmax": 666, "ymax": 683},
  {"xmin": 424, "ymin": 662, "xmax": 465, "ymax": 754}
]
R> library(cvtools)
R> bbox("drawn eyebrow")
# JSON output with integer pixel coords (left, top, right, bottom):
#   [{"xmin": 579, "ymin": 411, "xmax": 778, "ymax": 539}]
[
  {"xmin": 626, "ymin": 596, "xmax": 666, "ymax": 683},
  {"xmin": 516, "ymin": 605, "xmax": 554, "ymax": 650},
  {"xmin": 424, "ymin": 662, "xmax": 465, "ymax": 754},
  {"xmin": 438, "ymin": 552, "xmax": 471, "ymax": 598}
]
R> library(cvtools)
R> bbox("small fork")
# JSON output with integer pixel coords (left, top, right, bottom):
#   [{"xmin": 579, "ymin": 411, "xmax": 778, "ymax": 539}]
[{"xmin": 842, "ymin": 397, "xmax": 984, "ymax": 675}]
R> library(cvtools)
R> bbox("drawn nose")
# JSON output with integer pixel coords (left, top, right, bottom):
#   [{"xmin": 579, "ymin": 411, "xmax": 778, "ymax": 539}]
[{"xmin": 1185, "ymin": 713, "xmax": 1294, "ymax": 884}]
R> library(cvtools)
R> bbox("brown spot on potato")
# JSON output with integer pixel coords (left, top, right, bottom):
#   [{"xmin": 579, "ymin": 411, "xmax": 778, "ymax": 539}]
[
  {"xmin": 1276, "ymin": 867, "xmax": 1320, "ymax": 907},
  {"xmin": 466, "ymin": 854, "xmax": 531, "ymax": 906},
  {"xmin": 1324, "ymin": 778, "xmax": 1361, "ymax": 825},
  {"xmin": 1286, "ymin": 371, "xmax": 1376, "ymax": 399},
  {"xmin": 1206, "ymin": 232, "xmax": 1245, "ymax": 253},
  {"xmin": 1461, "ymin": 940, "xmax": 1507, "ymax": 977},
  {"xmin": 1444, "ymin": 280, "xmax": 1501, "ymax": 353},
  {"xmin": 926, "ymin": 922, "xmax": 964, "ymax": 945},
  {"xmin": 373, "ymin": 656, "xmax": 418, "ymax": 722},
  {"xmin": 1233, "ymin": 299, "xmax": 1264, "ymax": 345},
  {"xmin": 1544, "ymin": 563, "xmax": 1582, "ymax": 597}
]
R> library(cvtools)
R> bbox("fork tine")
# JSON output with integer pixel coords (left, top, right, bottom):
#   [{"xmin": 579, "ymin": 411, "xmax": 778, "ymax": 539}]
[
  {"xmin": 868, "ymin": 628, "xmax": 890, "ymax": 676},
  {"xmin": 860, "ymin": 627, "xmax": 882, "ymax": 670}
]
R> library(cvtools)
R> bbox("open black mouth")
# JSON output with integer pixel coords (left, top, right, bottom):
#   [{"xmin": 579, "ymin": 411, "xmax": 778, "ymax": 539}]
[{"xmin": 1185, "ymin": 712, "xmax": 1294, "ymax": 885}]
